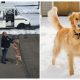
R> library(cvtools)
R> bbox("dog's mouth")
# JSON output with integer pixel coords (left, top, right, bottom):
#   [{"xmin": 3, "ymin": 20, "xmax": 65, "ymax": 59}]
[
  {"xmin": 77, "ymin": 22, "xmax": 80, "ymax": 28},
  {"xmin": 77, "ymin": 24, "xmax": 80, "ymax": 28}
]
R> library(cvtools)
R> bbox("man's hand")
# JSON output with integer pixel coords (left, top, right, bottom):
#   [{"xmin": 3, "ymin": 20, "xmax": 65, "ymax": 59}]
[{"xmin": 1, "ymin": 47, "xmax": 4, "ymax": 50}]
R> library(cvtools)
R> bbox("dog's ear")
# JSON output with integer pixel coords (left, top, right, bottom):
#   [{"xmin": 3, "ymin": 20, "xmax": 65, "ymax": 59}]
[{"xmin": 68, "ymin": 12, "xmax": 75, "ymax": 22}]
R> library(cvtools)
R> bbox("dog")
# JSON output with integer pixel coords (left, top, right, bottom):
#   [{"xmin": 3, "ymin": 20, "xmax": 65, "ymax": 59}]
[
  {"xmin": 12, "ymin": 39, "xmax": 22, "ymax": 65},
  {"xmin": 48, "ymin": 7, "xmax": 80, "ymax": 76}
]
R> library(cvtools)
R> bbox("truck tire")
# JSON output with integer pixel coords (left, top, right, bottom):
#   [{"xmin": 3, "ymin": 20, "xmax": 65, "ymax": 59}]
[
  {"xmin": 25, "ymin": 23, "xmax": 31, "ymax": 30},
  {"xmin": 17, "ymin": 23, "xmax": 26, "ymax": 29}
]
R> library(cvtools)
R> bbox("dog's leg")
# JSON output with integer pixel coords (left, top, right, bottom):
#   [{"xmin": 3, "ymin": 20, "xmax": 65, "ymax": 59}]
[
  {"xmin": 67, "ymin": 53, "xmax": 74, "ymax": 76},
  {"xmin": 19, "ymin": 56, "xmax": 22, "ymax": 63},
  {"xmin": 52, "ymin": 37, "xmax": 61, "ymax": 65},
  {"xmin": 16, "ymin": 58, "xmax": 19, "ymax": 65},
  {"xmin": 52, "ymin": 46, "xmax": 61, "ymax": 65}
]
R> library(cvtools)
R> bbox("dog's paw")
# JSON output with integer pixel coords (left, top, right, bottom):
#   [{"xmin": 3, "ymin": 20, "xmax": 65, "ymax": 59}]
[
  {"xmin": 70, "ymin": 70, "xmax": 74, "ymax": 76},
  {"xmin": 16, "ymin": 63, "xmax": 18, "ymax": 66},
  {"xmin": 52, "ymin": 59, "xmax": 55, "ymax": 65}
]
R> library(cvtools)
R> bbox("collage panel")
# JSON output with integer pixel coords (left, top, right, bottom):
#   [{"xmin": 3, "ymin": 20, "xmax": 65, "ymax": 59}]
[
  {"xmin": 0, "ymin": 1, "xmax": 40, "ymax": 78},
  {"xmin": 40, "ymin": 1, "xmax": 80, "ymax": 78},
  {"xmin": 0, "ymin": 0, "xmax": 80, "ymax": 79}
]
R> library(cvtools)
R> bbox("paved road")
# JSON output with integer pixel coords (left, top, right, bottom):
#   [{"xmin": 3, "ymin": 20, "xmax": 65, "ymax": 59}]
[
  {"xmin": 0, "ymin": 34, "xmax": 39, "ymax": 78},
  {"xmin": 19, "ymin": 34, "xmax": 39, "ymax": 78}
]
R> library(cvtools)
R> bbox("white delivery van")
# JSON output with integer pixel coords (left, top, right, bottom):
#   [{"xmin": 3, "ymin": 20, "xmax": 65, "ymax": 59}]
[{"xmin": 0, "ymin": 7, "xmax": 30, "ymax": 29}]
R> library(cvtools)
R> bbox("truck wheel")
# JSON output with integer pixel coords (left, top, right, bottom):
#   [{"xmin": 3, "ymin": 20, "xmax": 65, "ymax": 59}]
[
  {"xmin": 25, "ymin": 23, "xmax": 31, "ymax": 30},
  {"xmin": 17, "ymin": 23, "xmax": 26, "ymax": 29}
]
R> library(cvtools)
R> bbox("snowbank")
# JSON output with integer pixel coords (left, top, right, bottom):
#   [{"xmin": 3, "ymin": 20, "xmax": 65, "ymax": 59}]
[{"xmin": 0, "ymin": 29, "xmax": 39, "ymax": 35}]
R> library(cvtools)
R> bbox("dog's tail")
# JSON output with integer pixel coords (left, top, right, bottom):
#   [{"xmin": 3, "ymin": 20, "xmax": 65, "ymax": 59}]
[{"xmin": 48, "ymin": 7, "xmax": 63, "ymax": 30}]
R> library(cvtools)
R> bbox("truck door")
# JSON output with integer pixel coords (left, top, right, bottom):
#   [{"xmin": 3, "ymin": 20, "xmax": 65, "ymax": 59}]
[
  {"xmin": 5, "ymin": 9, "xmax": 14, "ymax": 27},
  {"xmin": 0, "ymin": 10, "xmax": 6, "ymax": 28}
]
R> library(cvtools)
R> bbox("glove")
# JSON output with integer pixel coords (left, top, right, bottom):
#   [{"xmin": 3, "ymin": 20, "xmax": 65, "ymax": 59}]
[{"xmin": 1, "ymin": 47, "xmax": 4, "ymax": 50}]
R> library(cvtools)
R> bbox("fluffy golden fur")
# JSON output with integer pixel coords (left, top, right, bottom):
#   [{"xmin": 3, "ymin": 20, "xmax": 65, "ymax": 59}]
[
  {"xmin": 12, "ymin": 39, "xmax": 22, "ymax": 65},
  {"xmin": 48, "ymin": 7, "xmax": 80, "ymax": 75}
]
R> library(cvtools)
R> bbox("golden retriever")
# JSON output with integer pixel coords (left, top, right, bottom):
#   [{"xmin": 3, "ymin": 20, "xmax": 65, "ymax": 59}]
[
  {"xmin": 48, "ymin": 7, "xmax": 80, "ymax": 75},
  {"xmin": 12, "ymin": 39, "xmax": 22, "ymax": 65}
]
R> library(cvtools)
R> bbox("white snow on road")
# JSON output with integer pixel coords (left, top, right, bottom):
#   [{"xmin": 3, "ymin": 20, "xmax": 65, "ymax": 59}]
[
  {"xmin": 40, "ymin": 17, "xmax": 80, "ymax": 78},
  {"xmin": 0, "ymin": 29, "xmax": 39, "ymax": 35}
]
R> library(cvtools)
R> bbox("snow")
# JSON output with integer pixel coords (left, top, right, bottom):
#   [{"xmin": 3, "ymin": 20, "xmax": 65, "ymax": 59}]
[
  {"xmin": 0, "ymin": 2, "xmax": 39, "ymax": 8},
  {"xmin": 40, "ymin": 17, "xmax": 80, "ymax": 78},
  {"xmin": 0, "ymin": 29, "xmax": 39, "ymax": 35},
  {"xmin": 17, "ymin": 7, "xmax": 39, "ymax": 14},
  {"xmin": 20, "ymin": 14, "xmax": 39, "ymax": 26}
]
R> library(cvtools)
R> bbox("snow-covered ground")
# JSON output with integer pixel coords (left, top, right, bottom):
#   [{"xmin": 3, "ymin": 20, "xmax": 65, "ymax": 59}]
[
  {"xmin": 0, "ymin": 29, "xmax": 39, "ymax": 35},
  {"xmin": 40, "ymin": 17, "xmax": 80, "ymax": 78}
]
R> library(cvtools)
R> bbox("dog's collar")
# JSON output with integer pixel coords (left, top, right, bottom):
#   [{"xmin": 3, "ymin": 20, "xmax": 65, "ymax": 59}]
[{"xmin": 74, "ymin": 30, "xmax": 80, "ymax": 39}]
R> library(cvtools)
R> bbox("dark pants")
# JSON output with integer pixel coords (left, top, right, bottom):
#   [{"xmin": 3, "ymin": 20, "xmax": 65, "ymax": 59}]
[{"xmin": 1, "ymin": 48, "xmax": 8, "ymax": 62}]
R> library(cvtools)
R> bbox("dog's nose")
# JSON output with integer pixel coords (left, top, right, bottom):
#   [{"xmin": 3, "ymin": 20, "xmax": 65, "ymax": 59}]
[{"xmin": 78, "ymin": 24, "xmax": 80, "ymax": 27}]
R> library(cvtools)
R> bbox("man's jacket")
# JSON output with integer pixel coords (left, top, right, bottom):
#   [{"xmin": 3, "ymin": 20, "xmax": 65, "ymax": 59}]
[{"xmin": 1, "ymin": 36, "xmax": 12, "ymax": 48}]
